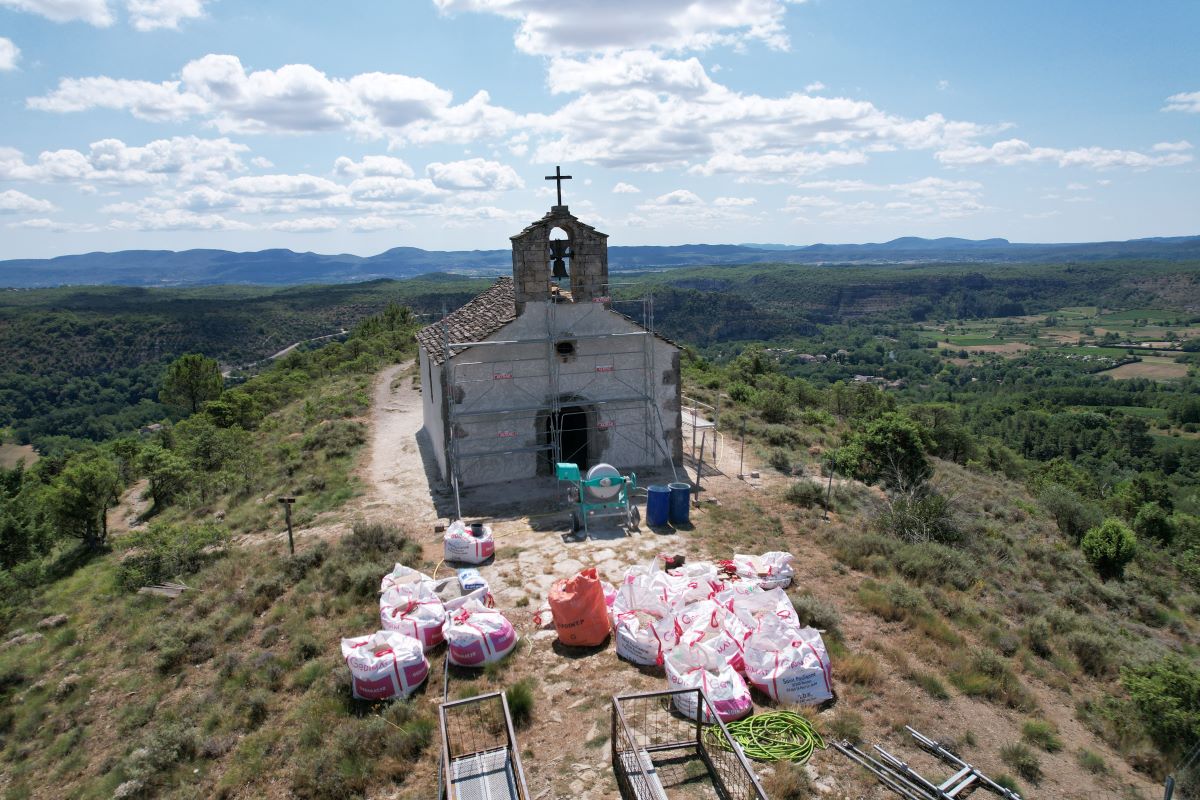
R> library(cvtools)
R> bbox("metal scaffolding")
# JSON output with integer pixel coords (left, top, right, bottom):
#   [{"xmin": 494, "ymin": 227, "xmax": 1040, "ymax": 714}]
[{"xmin": 442, "ymin": 287, "xmax": 678, "ymax": 517}]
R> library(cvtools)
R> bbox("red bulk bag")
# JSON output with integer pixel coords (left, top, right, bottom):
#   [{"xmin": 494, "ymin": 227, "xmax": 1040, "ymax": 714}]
[{"xmin": 549, "ymin": 567, "xmax": 610, "ymax": 647}]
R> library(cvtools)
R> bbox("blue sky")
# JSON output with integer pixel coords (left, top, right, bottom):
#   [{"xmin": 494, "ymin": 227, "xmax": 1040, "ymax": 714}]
[{"xmin": 0, "ymin": 0, "xmax": 1197, "ymax": 258}]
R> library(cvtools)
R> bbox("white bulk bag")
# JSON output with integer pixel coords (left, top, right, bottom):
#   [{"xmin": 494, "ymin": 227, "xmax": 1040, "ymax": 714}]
[
  {"xmin": 380, "ymin": 563, "xmax": 433, "ymax": 595},
  {"xmin": 665, "ymin": 643, "xmax": 752, "ymax": 724},
  {"xmin": 732, "ymin": 552, "xmax": 796, "ymax": 590},
  {"xmin": 380, "ymin": 583, "xmax": 446, "ymax": 651},
  {"xmin": 611, "ymin": 582, "xmax": 678, "ymax": 666},
  {"xmin": 743, "ymin": 617, "xmax": 833, "ymax": 706},
  {"xmin": 340, "ymin": 631, "xmax": 429, "ymax": 700},
  {"xmin": 726, "ymin": 587, "xmax": 800, "ymax": 635},
  {"xmin": 443, "ymin": 521, "xmax": 495, "ymax": 564},
  {"xmin": 674, "ymin": 599, "xmax": 746, "ymax": 673},
  {"xmin": 443, "ymin": 600, "xmax": 517, "ymax": 667}
]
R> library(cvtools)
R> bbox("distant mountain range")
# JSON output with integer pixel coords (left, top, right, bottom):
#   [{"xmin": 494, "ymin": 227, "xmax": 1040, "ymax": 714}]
[{"xmin": 2, "ymin": 235, "xmax": 1199, "ymax": 288}]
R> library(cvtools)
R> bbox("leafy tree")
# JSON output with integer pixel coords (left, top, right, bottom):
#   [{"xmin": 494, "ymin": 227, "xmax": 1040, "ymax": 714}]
[
  {"xmin": 1133, "ymin": 502, "xmax": 1174, "ymax": 544},
  {"xmin": 160, "ymin": 353, "xmax": 223, "ymax": 414},
  {"xmin": 49, "ymin": 453, "xmax": 122, "ymax": 549},
  {"xmin": 1081, "ymin": 518, "xmax": 1137, "ymax": 579},
  {"xmin": 139, "ymin": 443, "xmax": 192, "ymax": 509},
  {"xmin": 836, "ymin": 412, "xmax": 933, "ymax": 491},
  {"xmin": 1039, "ymin": 483, "xmax": 1102, "ymax": 542}
]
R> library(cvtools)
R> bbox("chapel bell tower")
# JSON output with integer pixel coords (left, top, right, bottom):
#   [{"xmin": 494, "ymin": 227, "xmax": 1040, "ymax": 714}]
[{"xmin": 510, "ymin": 166, "xmax": 609, "ymax": 315}]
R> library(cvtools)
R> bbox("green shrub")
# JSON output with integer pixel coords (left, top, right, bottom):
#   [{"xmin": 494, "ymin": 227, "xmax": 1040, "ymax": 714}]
[
  {"xmin": 1133, "ymin": 502, "xmax": 1173, "ymax": 544},
  {"xmin": 1121, "ymin": 655, "xmax": 1200, "ymax": 757},
  {"xmin": 762, "ymin": 760, "xmax": 813, "ymax": 799},
  {"xmin": 1067, "ymin": 631, "xmax": 1112, "ymax": 678},
  {"xmin": 784, "ymin": 480, "xmax": 825, "ymax": 508},
  {"xmin": 1081, "ymin": 519, "xmax": 1137, "ymax": 579},
  {"xmin": 1021, "ymin": 719, "xmax": 1063, "ymax": 753},
  {"xmin": 835, "ymin": 532, "xmax": 897, "ymax": 571},
  {"xmin": 1000, "ymin": 742, "xmax": 1041, "ymax": 784},
  {"xmin": 768, "ymin": 449, "xmax": 793, "ymax": 474},
  {"xmin": 893, "ymin": 542, "xmax": 974, "ymax": 589},
  {"xmin": 506, "ymin": 679, "xmax": 536, "ymax": 728},
  {"xmin": 1077, "ymin": 749, "xmax": 1108, "ymax": 774},
  {"xmin": 949, "ymin": 649, "xmax": 1035, "ymax": 711},
  {"xmin": 827, "ymin": 709, "xmax": 863, "ymax": 744},
  {"xmin": 791, "ymin": 594, "xmax": 841, "ymax": 635},
  {"xmin": 116, "ymin": 522, "xmax": 229, "ymax": 592},
  {"xmin": 876, "ymin": 490, "xmax": 959, "ymax": 545},
  {"xmin": 757, "ymin": 391, "xmax": 793, "ymax": 424},
  {"xmin": 1023, "ymin": 618, "xmax": 1054, "ymax": 659},
  {"xmin": 300, "ymin": 420, "xmax": 366, "ymax": 457},
  {"xmin": 1039, "ymin": 483, "xmax": 1102, "ymax": 542}
]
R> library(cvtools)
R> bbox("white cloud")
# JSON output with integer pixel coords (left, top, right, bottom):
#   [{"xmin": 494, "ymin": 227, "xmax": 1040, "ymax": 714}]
[
  {"xmin": 270, "ymin": 216, "xmax": 339, "ymax": 233},
  {"xmin": 334, "ymin": 155, "xmax": 415, "ymax": 178},
  {"xmin": 9, "ymin": 217, "xmax": 98, "ymax": 232},
  {"xmin": 0, "ymin": 0, "xmax": 113, "ymax": 26},
  {"xmin": 250, "ymin": 156, "xmax": 274, "ymax": 169},
  {"xmin": 29, "ymin": 54, "xmax": 519, "ymax": 143},
  {"xmin": 0, "ymin": 136, "xmax": 247, "ymax": 185},
  {"xmin": 347, "ymin": 175, "xmax": 446, "ymax": 203},
  {"xmin": 937, "ymin": 138, "xmax": 1192, "ymax": 169},
  {"xmin": 1163, "ymin": 91, "xmax": 1200, "ymax": 113},
  {"xmin": 1152, "ymin": 140, "xmax": 1193, "ymax": 152},
  {"xmin": 108, "ymin": 208, "xmax": 252, "ymax": 230},
  {"xmin": 652, "ymin": 188, "xmax": 703, "ymax": 206},
  {"xmin": 784, "ymin": 177, "xmax": 987, "ymax": 221},
  {"xmin": 547, "ymin": 51, "xmax": 715, "ymax": 96},
  {"xmin": 0, "ymin": 37, "xmax": 19, "ymax": 71},
  {"xmin": 804, "ymin": 81, "xmax": 825, "ymax": 93},
  {"xmin": 937, "ymin": 79, "xmax": 950, "ymax": 91},
  {"xmin": 226, "ymin": 173, "xmax": 341, "ymax": 197},
  {"xmin": 425, "ymin": 158, "xmax": 523, "ymax": 191},
  {"xmin": 612, "ymin": 182, "xmax": 640, "ymax": 193},
  {"xmin": 349, "ymin": 214, "xmax": 412, "ymax": 232},
  {"xmin": 432, "ymin": 0, "xmax": 803, "ymax": 54},
  {"xmin": 126, "ymin": 0, "xmax": 206, "ymax": 30},
  {"xmin": 713, "ymin": 196, "xmax": 756, "ymax": 207},
  {"xmin": 0, "ymin": 189, "xmax": 56, "ymax": 213}
]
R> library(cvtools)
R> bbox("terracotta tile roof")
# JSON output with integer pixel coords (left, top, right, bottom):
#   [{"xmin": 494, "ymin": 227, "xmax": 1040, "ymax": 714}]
[{"xmin": 416, "ymin": 277, "xmax": 517, "ymax": 365}]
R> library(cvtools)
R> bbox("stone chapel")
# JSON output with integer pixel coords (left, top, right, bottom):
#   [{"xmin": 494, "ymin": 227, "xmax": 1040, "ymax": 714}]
[{"xmin": 416, "ymin": 173, "xmax": 682, "ymax": 490}]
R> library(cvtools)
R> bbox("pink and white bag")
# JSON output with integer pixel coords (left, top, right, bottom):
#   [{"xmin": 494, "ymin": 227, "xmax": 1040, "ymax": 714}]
[
  {"xmin": 665, "ymin": 643, "xmax": 753, "ymax": 724},
  {"xmin": 731, "ymin": 552, "xmax": 795, "ymax": 590},
  {"xmin": 443, "ymin": 600, "xmax": 517, "ymax": 667},
  {"xmin": 742, "ymin": 617, "xmax": 833, "ymax": 706},
  {"xmin": 611, "ymin": 581, "xmax": 678, "ymax": 666},
  {"xmin": 340, "ymin": 631, "xmax": 429, "ymax": 700},
  {"xmin": 380, "ymin": 583, "xmax": 446, "ymax": 651},
  {"xmin": 443, "ymin": 521, "xmax": 495, "ymax": 564},
  {"xmin": 726, "ymin": 587, "xmax": 800, "ymax": 635},
  {"xmin": 675, "ymin": 599, "xmax": 746, "ymax": 673},
  {"xmin": 380, "ymin": 563, "xmax": 433, "ymax": 595}
]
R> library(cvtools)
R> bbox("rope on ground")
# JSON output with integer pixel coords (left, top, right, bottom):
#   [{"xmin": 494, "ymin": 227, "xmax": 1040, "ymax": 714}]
[{"xmin": 704, "ymin": 711, "xmax": 826, "ymax": 764}]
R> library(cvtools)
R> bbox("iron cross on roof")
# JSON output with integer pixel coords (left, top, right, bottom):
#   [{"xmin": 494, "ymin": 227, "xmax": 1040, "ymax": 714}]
[{"xmin": 545, "ymin": 165, "xmax": 572, "ymax": 206}]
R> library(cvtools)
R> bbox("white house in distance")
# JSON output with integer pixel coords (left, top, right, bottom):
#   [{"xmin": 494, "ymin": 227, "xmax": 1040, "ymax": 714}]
[{"xmin": 416, "ymin": 184, "xmax": 682, "ymax": 491}]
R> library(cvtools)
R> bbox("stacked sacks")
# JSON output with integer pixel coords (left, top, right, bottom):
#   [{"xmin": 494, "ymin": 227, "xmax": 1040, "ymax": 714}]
[
  {"xmin": 612, "ymin": 551, "xmax": 832, "ymax": 711},
  {"xmin": 444, "ymin": 599, "xmax": 517, "ymax": 667},
  {"xmin": 379, "ymin": 564, "xmax": 447, "ymax": 651},
  {"xmin": 341, "ymin": 630, "xmax": 429, "ymax": 700}
]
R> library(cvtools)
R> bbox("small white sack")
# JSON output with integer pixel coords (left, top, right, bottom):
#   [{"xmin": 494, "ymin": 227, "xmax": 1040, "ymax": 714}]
[
  {"xmin": 743, "ymin": 617, "xmax": 833, "ymax": 706},
  {"xmin": 732, "ymin": 552, "xmax": 796, "ymax": 590},
  {"xmin": 611, "ymin": 582, "xmax": 677, "ymax": 666},
  {"xmin": 674, "ymin": 599, "xmax": 746, "ymax": 673},
  {"xmin": 443, "ymin": 520, "xmax": 495, "ymax": 564},
  {"xmin": 664, "ymin": 643, "xmax": 753, "ymax": 724},
  {"xmin": 443, "ymin": 599, "xmax": 517, "ymax": 667},
  {"xmin": 380, "ymin": 563, "xmax": 433, "ymax": 595},
  {"xmin": 341, "ymin": 631, "xmax": 429, "ymax": 700},
  {"xmin": 380, "ymin": 583, "xmax": 446, "ymax": 651}
]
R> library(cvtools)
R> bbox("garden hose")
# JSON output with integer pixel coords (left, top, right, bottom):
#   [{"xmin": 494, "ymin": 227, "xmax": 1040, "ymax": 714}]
[{"xmin": 704, "ymin": 711, "xmax": 826, "ymax": 764}]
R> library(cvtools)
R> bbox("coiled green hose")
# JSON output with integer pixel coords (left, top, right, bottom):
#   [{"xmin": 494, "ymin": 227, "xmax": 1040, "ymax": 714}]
[{"xmin": 704, "ymin": 711, "xmax": 827, "ymax": 764}]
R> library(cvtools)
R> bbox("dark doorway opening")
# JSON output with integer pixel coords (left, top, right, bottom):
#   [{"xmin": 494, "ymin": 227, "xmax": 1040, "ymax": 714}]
[{"xmin": 553, "ymin": 405, "xmax": 590, "ymax": 470}]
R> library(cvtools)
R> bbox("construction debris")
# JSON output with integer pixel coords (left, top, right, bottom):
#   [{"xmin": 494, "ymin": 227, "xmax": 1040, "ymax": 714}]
[{"xmin": 834, "ymin": 726, "xmax": 1023, "ymax": 800}]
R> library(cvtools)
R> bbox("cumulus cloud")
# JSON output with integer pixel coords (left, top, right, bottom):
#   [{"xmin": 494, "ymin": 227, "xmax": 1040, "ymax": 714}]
[
  {"xmin": 125, "ymin": 0, "xmax": 206, "ymax": 30},
  {"xmin": 784, "ymin": 177, "xmax": 987, "ymax": 221},
  {"xmin": 425, "ymin": 158, "xmax": 523, "ymax": 191},
  {"xmin": 0, "ymin": 136, "xmax": 247, "ymax": 185},
  {"xmin": 1163, "ymin": 91, "xmax": 1200, "ymax": 113},
  {"xmin": 547, "ymin": 51, "xmax": 715, "ymax": 95},
  {"xmin": 612, "ymin": 182, "xmax": 640, "ymax": 193},
  {"xmin": 28, "ymin": 54, "xmax": 518, "ymax": 143},
  {"xmin": 937, "ymin": 138, "xmax": 1193, "ymax": 169},
  {"xmin": 226, "ymin": 173, "xmax": 341, "ymax": 197},
  {"xmin": 1152, "ymin": 140, "xmax": 1193, "ymax": 152},
  {"xmin": 349, "ymin": 214, "xmax": 412, "ymax": 232},
  {"xmin": 270, "ymin": 216, "xmax": 339, "ymax": 232},
  {"xmin": 713, "ymin": 196, "xmax": 756, "ymax": 207},
  {"xmin": 0, "ymin": 189, "xmax": 56, "ymax": 214},
  {"xmin": 334, "ymin": 155, "xmax": 415, "ymax": 178},
  {"xmin": 0, "ymin": 0, "xmax": 207, "ymax": 28},
  {"xmin": 0, "ymin": 37, "xmax": 19, "ymax": 71},
  {"xmin": 432, "ymin": 0, "xmax": 803, "ymax": 54},
  {"xmin": 9, "ymin": 217, "xmax": 98, "ymax": 232},
  {"xmin": 108, "ymin": 208, "xmax": 251, "ymax": 231},
  {"xmin": 804, "ymin": 81, "xmax": 825, "ymax": 93},
  {"xmin": 0, "ymin": 0, "xmax": 113, "ymax": 26}
]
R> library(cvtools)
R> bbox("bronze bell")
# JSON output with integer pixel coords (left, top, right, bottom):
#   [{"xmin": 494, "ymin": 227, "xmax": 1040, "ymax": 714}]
[{"xmin": 550, "ymin": 239, "xmax": 572, "ymax": 279}]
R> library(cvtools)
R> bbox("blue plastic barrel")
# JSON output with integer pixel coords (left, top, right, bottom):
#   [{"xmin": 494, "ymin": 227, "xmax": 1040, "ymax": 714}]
[
  {"xmin": 668, "ymin": 482, "xmax": 692, "ymax": 525},
  {"xmin": 646, "ymin": 485, "xmax": 670, "ymax": 527}
]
